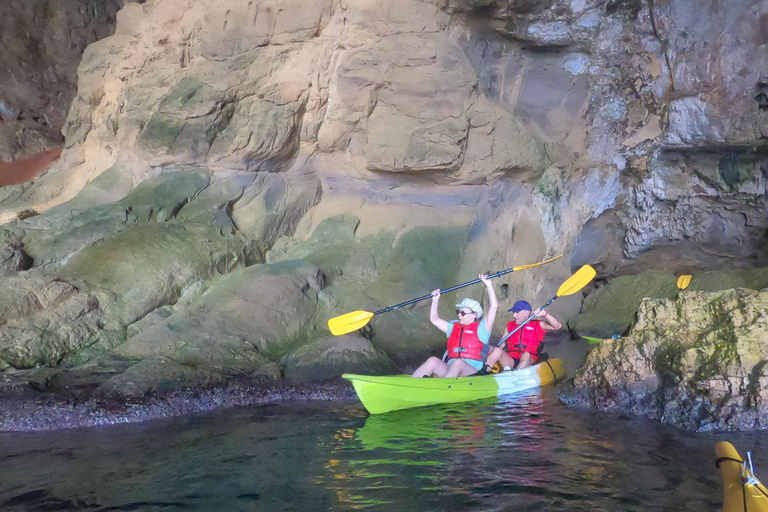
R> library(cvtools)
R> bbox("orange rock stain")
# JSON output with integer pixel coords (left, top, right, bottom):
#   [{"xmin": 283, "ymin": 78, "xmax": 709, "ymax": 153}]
[{"xmin": 0, "ymin": 148, "xmax": 62, "ymax": 188}]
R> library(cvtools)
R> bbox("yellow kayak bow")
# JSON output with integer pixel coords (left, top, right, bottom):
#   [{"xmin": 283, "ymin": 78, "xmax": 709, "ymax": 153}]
[{"xmin": 716, "ymin": 441, "xmax": 768, "ymax": 512}]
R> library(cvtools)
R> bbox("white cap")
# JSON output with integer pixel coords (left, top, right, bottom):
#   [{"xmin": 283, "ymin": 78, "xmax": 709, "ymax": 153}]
[{"xmin": 455, "ymin": 298, "xmax": 483, "ymax": 318}]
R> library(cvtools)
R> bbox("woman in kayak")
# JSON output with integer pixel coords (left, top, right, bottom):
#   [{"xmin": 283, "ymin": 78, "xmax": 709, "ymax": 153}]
[
  {"xmin": 411, "ymin": 274, "xmax": 498, "ymax": 378},
  {"xmin": 483, "ymin": 300, "xmax": 561, "ymax": 371}
]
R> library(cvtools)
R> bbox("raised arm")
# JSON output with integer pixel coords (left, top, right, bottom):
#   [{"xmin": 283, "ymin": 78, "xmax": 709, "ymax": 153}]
[
  {"xmin": 533, "ymin": 307, "xmax": 562, "ymax": 331},
  {"xmin": 480, "ymin": 274, "xmax": 498, "ymax": 334},
  {"xmin": 429, "ymin": 289, "xmax": 449, "ymax": 333}
]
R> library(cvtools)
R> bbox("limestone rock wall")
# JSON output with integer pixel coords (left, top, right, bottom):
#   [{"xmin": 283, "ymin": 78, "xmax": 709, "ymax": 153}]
[{"xmin": 0, "ymin": 0, "xmax": 766, "ymax": 397}]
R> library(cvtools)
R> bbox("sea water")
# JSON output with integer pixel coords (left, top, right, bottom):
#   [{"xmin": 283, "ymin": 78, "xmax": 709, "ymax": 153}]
[{"xmin": 1, "ymin": 386, "xmax": 765, "ymax": 512}]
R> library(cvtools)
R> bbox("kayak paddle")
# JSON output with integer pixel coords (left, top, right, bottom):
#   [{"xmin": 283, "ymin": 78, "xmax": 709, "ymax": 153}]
[
  {"xmin": 582, "ymin": 334, "xmax": 622, "ymax": 344},
  {"xmin": 496, "ymin": 264, "xmax": 596, "ymax": 347},
  {"xmin": 328, "ymin": 254, "xmax": 563, "ymax": 336},
  {"xmin": 677, "ymin": 274, "xmax": 692, "ymax": 290}
]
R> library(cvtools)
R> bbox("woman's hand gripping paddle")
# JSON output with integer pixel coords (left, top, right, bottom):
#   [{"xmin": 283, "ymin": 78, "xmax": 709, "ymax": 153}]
[
  {"xmin": 496, "ymin": 265, "xmax": 596, "ymax": 348},
  {"xmin": 327, "ymin": 254, "xmax": 563, "ymax": 336}
]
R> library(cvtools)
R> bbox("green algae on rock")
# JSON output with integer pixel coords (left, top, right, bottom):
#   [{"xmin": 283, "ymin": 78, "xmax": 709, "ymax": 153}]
[
  {"xmin": 569, "ymin": 268, "xmax": 768, "ymax": 339},
  {"xmin": 562, "ymin": 288, "xmax": 768, "ymax": 432},
  {"xmin": 281, "ymin": 334, "xmax": 396, "ymax": 382}
]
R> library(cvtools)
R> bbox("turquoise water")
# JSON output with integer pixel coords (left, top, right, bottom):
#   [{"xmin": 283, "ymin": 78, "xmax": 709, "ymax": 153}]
[{"xmin": 0, "ymin": 387, "xmax": 765, "ymax": 511}]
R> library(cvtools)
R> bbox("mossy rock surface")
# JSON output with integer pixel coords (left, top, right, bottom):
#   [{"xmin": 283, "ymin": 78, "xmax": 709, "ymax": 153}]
[
  {"xmin": 570, "ymin": 267, "xmax": 768, "ymax": 338},
  {"xmin": 19, "ymin": 170, "xmax": 212, "ymax": 266},
  {"xmin": 137, "ymin": 77, "xmax": 230, "ymax": 157},
  {"xmin": 57, "ymin": 221, "xmax": 248, "ymax": 326},
  {"xmin": 569, "ymin": 270, "xmax": 679, "ymax": 338},
  {"xmin": 564, "ymin": 287, "xmax": 768, "ymax": 432},
  {"xmin": 96, "ymin": 357, "xmax": 201, "ymax": 398},
  {"xmin": 281, "ymin": 334, "xmax": 396, "ymax": 382},
  {"xmin": 273, "ymin": 214, "xmax": 467, "ymax": 361},
  {"xmin": 110, "ymin": 261, "xmax": 325, "ymax": 369}
]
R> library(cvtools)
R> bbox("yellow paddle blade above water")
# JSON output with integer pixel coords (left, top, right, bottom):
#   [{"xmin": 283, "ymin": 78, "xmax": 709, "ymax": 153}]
[
  {"xmin": 328, "ymin": 310, "xmax": 374, "ymax": 336},
  {"xmin": 326, "ymin": 254, "xmax": 566, "ymax": 336},
  {"xmin": 677, "ymin": 275, "xmax": 692, "ymax": 290},
  {"xmin": 511, "ymin": 254, "xmax": 563, "ymax": 271},
  {"xmin": 556, "ymin": 265, "xmax": 596, "ymax": 297}
]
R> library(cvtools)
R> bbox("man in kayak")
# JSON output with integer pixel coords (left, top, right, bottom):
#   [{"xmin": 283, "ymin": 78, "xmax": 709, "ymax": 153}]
[
  {"xmin": 483, "ymin": 300, "xmax": 561, "ymax": 372},
  {"xmin": 411, "ymin": 274, "xmax": 498, "ymax": 378}
]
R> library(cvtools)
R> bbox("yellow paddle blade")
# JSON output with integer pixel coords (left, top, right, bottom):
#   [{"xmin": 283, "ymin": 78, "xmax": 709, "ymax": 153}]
[
  {"xmin": 328, "ymin": 254, "xmax": 565, "ymax": 336},
  {"xmin": 557, "ymin": 265, "xmax": 596, "ymax": 297},
  {"xmin": 328, "ymin": 310, "xmax": 374, "ymax": 336},
  {"xmin": 512, "ymin": 254, "xmax": 563, "ymax": 271},
  {"xmin": 677, "ymin": 274, "xmax": 692, "ymax": 290}
]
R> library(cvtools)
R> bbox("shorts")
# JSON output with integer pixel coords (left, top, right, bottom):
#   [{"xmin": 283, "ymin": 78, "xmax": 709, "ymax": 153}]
[
  {"xmin": 507, "ymin": 353, "xmax": 537, "ymax": 366},
  {"xmin": 447, "ymin": 358, "xmax": 484, "ymax": 371}
]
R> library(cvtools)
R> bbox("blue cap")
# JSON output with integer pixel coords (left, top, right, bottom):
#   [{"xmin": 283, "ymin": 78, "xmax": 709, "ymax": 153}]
[{"xmin": 508, "ymin": 300, "xmax": 532, "ymax": 312}]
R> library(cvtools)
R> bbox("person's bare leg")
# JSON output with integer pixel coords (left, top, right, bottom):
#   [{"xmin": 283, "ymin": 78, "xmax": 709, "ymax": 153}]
[
  {"xmin": 495, "ymin": 352, "xmax": 518, "ymax": 370},
  {"xmin": 412, "ymin": 356, "xmax": 450, "ymax": 378},
  {"xmin": 485, "ymin": 349, "xmax": 518, "ymax": 371},
  {"xmin": 444, "ymin": 359, "xmax": 478, "ymax": 377},
  {"xmin": 515, "ymin": 352, "xmax": 533, "ymax": 370},
  {"xmin": 485, "ymin": 347, "xmax": 505, "ymax": 369}
]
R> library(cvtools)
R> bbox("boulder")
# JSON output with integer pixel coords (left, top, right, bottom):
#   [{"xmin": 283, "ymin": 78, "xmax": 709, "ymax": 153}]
[
  {"xmin": 562, "ymin": 288, "xmax": 768, "ymax": 432},
  {"xmin": 0, "ymin": 292, "xmax": 125, "ymax": 370}
]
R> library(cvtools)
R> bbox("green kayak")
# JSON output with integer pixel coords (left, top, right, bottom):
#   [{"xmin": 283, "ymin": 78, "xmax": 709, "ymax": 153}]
[{"xmin": 343, "ymin": 358, "xmax": 566, "ymax": 414}]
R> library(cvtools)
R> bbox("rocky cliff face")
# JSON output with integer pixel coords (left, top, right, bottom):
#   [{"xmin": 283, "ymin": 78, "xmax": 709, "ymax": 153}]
[
  {"xmin": 562, "ymin": 288, "xmax": 768, "ymax": 432},
  {"xmin": 0, "ymin": 0, "xmax": 123, "ymax": 161},
  {"xmin": 0, "ymin": 0, "xmax": 766, "ymax": 414}
]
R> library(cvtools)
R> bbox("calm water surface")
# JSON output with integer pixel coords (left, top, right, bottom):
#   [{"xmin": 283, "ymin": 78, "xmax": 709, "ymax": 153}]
[{"xmin": 1, "ymin": 387, "xmax": 765, "ymax": 512}]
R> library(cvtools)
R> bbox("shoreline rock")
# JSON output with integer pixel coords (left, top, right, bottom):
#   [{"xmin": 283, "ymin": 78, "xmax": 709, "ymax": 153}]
[
  {"xmin": 560, "ymin": 288, "xmax": 768, "ymax": 432},
  {"xmin": 0, "ymin": 375, "xmax": 357, "ymax": 432}
]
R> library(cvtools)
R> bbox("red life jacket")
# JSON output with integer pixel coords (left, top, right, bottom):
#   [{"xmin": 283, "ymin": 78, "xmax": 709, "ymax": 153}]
[
  {"xmin": 446, "ymin": 321, "xmax": 488, "ymax": 361},
  {"xmin": 505, "ymin": 320, "xmax": 545, "ymax": 362}
]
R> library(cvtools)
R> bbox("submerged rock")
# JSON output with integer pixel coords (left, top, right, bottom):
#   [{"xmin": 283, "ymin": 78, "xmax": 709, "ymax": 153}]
[{"xmin": 561, "ymin": 288, "xmax": 768, "ymax": 432}]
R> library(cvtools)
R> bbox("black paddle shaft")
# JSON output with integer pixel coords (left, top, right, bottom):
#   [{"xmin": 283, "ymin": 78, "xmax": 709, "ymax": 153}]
[
  {"xmin": 371, "ymin": 267, "xmax": 520, "ymax": 316},
  {"xmin": 495, "ymin": 295, "xmax": 557, "ymax": 348}
]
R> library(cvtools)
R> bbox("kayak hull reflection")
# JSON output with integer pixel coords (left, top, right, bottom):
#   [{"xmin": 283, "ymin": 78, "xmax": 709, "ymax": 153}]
[{"xmin": 343, "ymin": 358, "xmax": 566, "ymax": 414}]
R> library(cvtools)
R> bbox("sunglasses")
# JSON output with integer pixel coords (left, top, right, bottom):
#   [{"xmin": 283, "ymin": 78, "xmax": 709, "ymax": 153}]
[{"xmin": 456, "ymin": 310, "xmax": 474, "ymax": 317}]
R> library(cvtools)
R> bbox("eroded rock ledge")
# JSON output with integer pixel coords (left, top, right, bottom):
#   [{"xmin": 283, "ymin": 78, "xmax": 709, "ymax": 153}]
[{"xmin": 560, "ymin": 288, "xmax": 768, "ymax": 432}]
